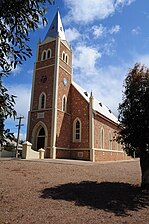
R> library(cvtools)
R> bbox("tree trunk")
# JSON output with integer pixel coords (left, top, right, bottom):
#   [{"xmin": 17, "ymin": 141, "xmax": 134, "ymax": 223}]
[{"xmin": 140, "ymin": 152, "xmax": 149, "ymax": 188}]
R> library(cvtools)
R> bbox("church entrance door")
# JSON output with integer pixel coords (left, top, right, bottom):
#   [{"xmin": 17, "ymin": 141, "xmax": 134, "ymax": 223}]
[{"xmin": 37, "ymin": 127, "xmax": 45, "ymax": 150}]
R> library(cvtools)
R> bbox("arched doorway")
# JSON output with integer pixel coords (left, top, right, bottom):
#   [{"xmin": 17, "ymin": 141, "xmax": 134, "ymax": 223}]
[{"xmin": 37, "ymin": 127, "xmax": 45, "ymax": 150}]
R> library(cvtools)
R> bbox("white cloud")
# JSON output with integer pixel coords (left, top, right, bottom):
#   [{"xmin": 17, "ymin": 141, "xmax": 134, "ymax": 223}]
[
  {"xmin": 134, "ymin": 54, "xmax": 149, "ymax": 67},
  {"xmin": 92, "ymin": 24, "xmax": 120, "ymax": 39},
  {"xmin": 4, "ymin": 84, "xmax": 31, "ymax": 140},
  {"xmin": 73, "ymin": 45, "xmax": 101, "ymax": 73},
  {"xmin": 109, "ymin": 25, "xmax": 120, "ymax": 34},
  {"xmin": 92, "ymin": 24, "xmax": 106, "ymax": 38},
  {"xmin": 11, "ymin": 65, "xmax": 22, "ymax": 75},
  {"xmin": 65, "ymin": 27, "xmax": 80, "ymax": 42},
  {"xmin": 64, "ymin": 0, "xmax": 135, "ymax": 23},
  {"xmin": 74, "ymin": 63, "xmax": 127, "ymax": 116},
  {"xmin": 131, "ymin": 26, "xmax": 141, "ymax": 35},
  {"xmin": 6, "ymin": 84, "xmax": 31, "ymax": 123},
  {"xmin": 27, "ymin": 69, "xmax": 33, "ymax": 75}
]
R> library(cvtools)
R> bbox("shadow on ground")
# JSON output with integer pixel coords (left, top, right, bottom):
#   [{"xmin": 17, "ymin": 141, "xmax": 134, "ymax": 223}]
[{"xmin": 40, "ymin": 181, "xmax": 149, "ymax": 216}]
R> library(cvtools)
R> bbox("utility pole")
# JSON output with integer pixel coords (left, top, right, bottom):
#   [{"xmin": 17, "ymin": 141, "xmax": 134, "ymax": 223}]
[{"xmin": 16, "ymin": 116, "xmax": 24, "ymax": 158}]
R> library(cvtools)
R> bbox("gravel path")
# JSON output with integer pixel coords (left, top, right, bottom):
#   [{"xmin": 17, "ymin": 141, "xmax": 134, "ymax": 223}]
[{"xmin": 0, "ymin": 159, "xmax": 149, "ymax": 224}]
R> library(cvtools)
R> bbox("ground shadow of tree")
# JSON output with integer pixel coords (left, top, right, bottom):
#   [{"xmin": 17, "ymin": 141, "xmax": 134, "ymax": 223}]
[{"xmin": 40, "ymin": 181, "xmax": 149, "ymax": 216}]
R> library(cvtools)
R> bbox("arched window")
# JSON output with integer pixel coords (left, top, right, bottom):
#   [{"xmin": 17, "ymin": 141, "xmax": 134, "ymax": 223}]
[
  {"xmin": 73, "ymin": 118, "xmax": 81, "ymax": 142},
  {"xmin": 62, "ymin": 51, "xmax": 65, "ymax": 61},
  {"xmin": 42, "ymin": 50, "xmax": 47, "ymax": 61},
  {"xmin": 37, "ymin": 127, "xmax": 45, "ymax": 150},
  {"xmin": 39, "ymin": 92, "xmax": 46, "ymax": 109},
  {"xmin": 100, "ymin": 127, "xmax": 104, "ymax": 149},
  {"xmin": 65, "ymin": 54, "xmax": 68, "ymax": 64},
  {"xmin": 47, "ymin": 48, "xmax": 52, "ymax": 59},
  {"xmin": 109, "ymin": 131, "xmax": 112, "ymax": 150},
  {"xmin": 62, "ymin": 95, "xmax": 67, "ymax": 112}
]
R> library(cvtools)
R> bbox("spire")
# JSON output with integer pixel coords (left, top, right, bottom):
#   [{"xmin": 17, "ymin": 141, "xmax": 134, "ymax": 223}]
[{"xmin": 44, "ymin": 10, "xmax": 66, "ymax": 41}]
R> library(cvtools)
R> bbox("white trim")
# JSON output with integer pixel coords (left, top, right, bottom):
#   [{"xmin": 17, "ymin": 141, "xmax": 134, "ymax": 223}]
[
  {"xmin": 50, "ymin": 35, "xmax": 60, "ymax": 159},
  {"xmin": 89, "ymin": 93, "xmax": 94, "ymax": 162},
  {"xmin": 94, "ymin": 148, "xmax": 124, "ymax": 153},
  {"xmin": 56, "ymin": 147, "xmax": 90, "ymax": 151},
  {"xmin": 35, "ymin": 63, "xmax": 55, "ymax": 71}
]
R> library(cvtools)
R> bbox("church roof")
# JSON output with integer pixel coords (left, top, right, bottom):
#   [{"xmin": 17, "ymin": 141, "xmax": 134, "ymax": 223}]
[
  {"xmin": 72, "ymin": 81, "xmax": 118, "ymax": 124},
  {"xmin": 44, "ymin": 10, "xmax": 66, "ymax": 41}
]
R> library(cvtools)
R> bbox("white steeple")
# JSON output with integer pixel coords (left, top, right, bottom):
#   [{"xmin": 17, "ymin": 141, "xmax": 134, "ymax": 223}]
[{"xmin": 44, "ymin": 10, "xmax": 66, "ymax": 41}]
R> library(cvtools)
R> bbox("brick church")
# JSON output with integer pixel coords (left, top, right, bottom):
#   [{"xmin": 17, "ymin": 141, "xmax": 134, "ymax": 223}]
[{"xmin": 27, "ymin": 11, "xmax": 128, "ymax": 162}]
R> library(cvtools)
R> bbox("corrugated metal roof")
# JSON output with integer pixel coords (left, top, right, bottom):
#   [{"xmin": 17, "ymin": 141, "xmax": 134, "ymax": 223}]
[{"xmin": 72, "ymin": 81, "xmax": 118, "ymax": 123}]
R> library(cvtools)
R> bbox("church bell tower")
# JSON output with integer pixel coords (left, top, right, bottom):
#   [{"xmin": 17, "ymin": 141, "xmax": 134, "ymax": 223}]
[{"xmin": 27, "ymin": 11, "xmax": 72, "ymax": 158}]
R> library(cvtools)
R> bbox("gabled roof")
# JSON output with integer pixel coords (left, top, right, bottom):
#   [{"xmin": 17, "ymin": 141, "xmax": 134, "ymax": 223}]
[
  {"xmin": 44, "ymin": 10, "xmax": 66, "ymax": 41},
  {"xmin": 72, "ymin": 81, "xmax": 118, "ymax": 124}
]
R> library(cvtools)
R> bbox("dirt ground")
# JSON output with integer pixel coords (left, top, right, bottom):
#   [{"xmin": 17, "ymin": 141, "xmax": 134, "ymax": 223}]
[{"xmin": 0, "ymin": 158, "xmax": 149, "ymax": 224}]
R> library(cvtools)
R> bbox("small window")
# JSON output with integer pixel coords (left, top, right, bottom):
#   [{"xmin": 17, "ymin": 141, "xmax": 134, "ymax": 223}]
[
  {"xmin": 42, "ymin": 50, "xmax": 47, "ymax": 61},
  {"xmin": 62, "ymin": 51, "xmax": 65, "ymax": 61},
  {"xmin": 100, "ymin": 127, "xmax": 104, "ymax": 149},
  {"xmin": 73, "ymin": 118, "xmax": 81, "ymax": 142},
  {"xmin": 47, "ymin": 49, "xmax": 52, "ymax": 59},
  {"xmin": 41, "ymin": 95, "xmax": 45, "ymax": 109},
  {"xmin": 65, "ymin": 54, "xmax": 68, "ymax": 64},
  {"xmin": 62, "ymin": 95, "xmax": 67, "ymax": 112},
  {"xmin": 109, "ymin": 131, "xmax": 112, "ymax": 150},
  {"xmin": 39, "ymin": 92, "xmax": 46, "ymax": 110}
]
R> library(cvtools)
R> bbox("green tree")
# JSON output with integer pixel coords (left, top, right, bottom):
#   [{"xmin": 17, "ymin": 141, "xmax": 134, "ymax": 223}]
[
  {"xmin": 118, "ymin": 63, "xmax": 149, "ymax": 188},
  {"xmin": 0, "ymin": 77, "xmax": 16, "ymax": 144},
  {"xmin": 0, "ymin": 0, "xmax": 55, "ymax": 145}
]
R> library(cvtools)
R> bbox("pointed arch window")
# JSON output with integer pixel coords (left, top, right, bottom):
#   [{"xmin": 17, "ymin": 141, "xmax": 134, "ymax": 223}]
[
  {"xmin": 100, "ymin": 127, "xmax": 104, "ymax": 149},
  {"xmin": 42, "ymin": 50, "xmax": 47, "ymax": 61},
  {"xmin": 73, "ymin": 118, "xmax": 81, "ymax": 142},
  {"xmin": 109, "ymin": 131, "xmax": 112, "ymax": 150},
  {"xmin": 62, "ymin": 51, "xmax": 65, "ymax": 61},
  {"xmin": 65, "ymin": 54, "xmax": 68, "ymax": 64},
  {"xmin": 47, "ymin": 48, "xmax": 52, "ymax": 59},
  {"xmin": 62, "ymin": 95, "xmax": 67, "ymax": 112},
  {"xmin": 39, "ymin": 92, "xmax": 46, "ymax": 110}
]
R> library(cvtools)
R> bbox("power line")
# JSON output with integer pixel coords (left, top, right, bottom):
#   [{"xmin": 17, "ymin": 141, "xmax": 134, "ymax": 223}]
[{"xmin": 16, "ymin": 116, "xmax": 24, "ymax": 158}]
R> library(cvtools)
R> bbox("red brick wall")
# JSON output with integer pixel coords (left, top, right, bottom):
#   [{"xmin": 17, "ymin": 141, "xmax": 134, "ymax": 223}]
[
  {"xmin": 70, "ymin": 85, "xmax": 89, "ymax": 149},
  {"xmin": 56, "ymin": 111, "xmax": 71, "ymax": 148},
  {"xmin": 94, "ymin": 150, "xmax": 128, "ymax": 162},
  {"xmin": 94, "ymin": 114, "xmax": 121, "ymax": 151}
]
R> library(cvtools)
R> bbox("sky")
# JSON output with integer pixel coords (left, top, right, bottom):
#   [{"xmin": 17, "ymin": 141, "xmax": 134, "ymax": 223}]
[{"xmin": 4, "ymin": 0, "xmax": 149, "ymax": 140}]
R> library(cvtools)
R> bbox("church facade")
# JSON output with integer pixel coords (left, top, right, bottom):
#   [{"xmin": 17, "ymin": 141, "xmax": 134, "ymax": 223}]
[{"xmin": 27, "ymin": 11, "xmax": 128, "ymax": 162}]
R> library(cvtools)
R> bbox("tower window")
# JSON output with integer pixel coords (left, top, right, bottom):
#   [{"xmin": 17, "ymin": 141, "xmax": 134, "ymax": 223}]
[
  {"xmin": 62, "ymin": 95, "xmax": 67, "ymax": 112},
  {"xmin": 62, "ymin": 51, "xmax": 65, "ymax": 61},
  {"xmin": 42, "ymin": 50, "xmax": 47, "ymax": 61},
  {"xmin": 39, "ymin": 92, "xmax": 46, "ymax": 110},
  {"xmin": 73, "ymin": 118, "xmax": 81, "ymax": 142},
  {"xmin": 47, "ymin": 49, "xmax": 52, "ymax": 59},
  {"xmin": 65, "ymin": 54, "xmax": 68, "ymax": 64}
]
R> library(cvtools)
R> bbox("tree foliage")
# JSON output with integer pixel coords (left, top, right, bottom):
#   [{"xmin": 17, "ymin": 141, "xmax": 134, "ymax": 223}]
[
  {"xmin": 0, "ymin": 76, "xmax": 16, "ymax": 144},
  {"xmin": 0, "ymin": 0, "xmax": 55, "ymax": 144},
  {"xmin": 0, "ymin": 0, "xmax": 55, "ymax": 76},
  {"xmin": 118, "ymin": 63, "xmax": 149, "ymax": 156}
]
